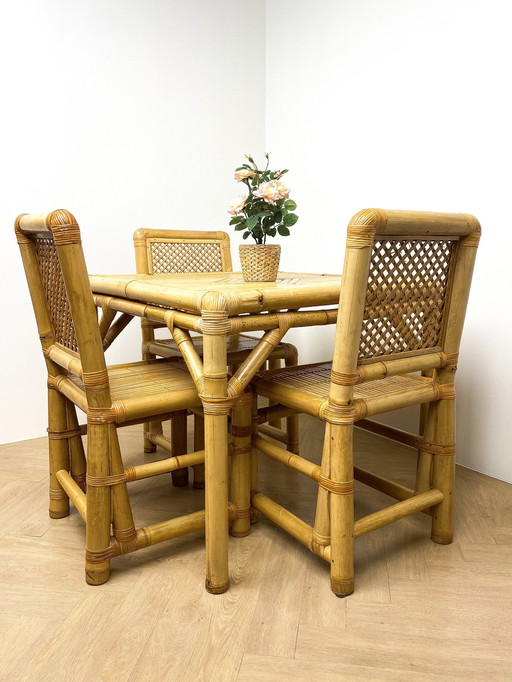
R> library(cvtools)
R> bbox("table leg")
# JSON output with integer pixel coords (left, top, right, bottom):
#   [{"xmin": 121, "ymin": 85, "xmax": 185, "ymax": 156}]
[{"xmin": 201, "ymin": 309, "xmax": 230, "ymax": 594}]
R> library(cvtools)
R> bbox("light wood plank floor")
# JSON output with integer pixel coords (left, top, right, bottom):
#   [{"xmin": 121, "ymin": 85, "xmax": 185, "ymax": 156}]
[{"xmin": 0, "ymin": 416, "xmax": 511, "ymax": 681}]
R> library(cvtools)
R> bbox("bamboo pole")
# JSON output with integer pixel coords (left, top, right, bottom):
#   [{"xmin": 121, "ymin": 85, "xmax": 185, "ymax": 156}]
[
  {"xmin": 355, "ymin": 419, "xmax": 422, "ymax": 450},
  {"xmin": 284, "ymin": 350, "xmax": 300, "ymax": 454},
  {"xmin": 257, "ymin": 424, "xmax": 288, "ymax": 444},
  {"xmin": 47, "ymin": 345, "xmax": 83, "ymax": 377},
  {"xmin": 85, "ymin": 423, "xmax": 112, "ymax": 585},
  {"xmin": 66, "ymin": 401, "xmax": 86, "ymax": 492},
  {"xmin": 251, "ymin": 491, "xmax": 314, "ymax": 549},
  {"xmin": 201, "ymin": 293, "xmax": 230, "ymax": 594},
  {"xmin": 109, "ymin": 425, "xmax": 136, "ymax": 543},
  {"xmin": 125, "ymin": 450, "xmax": 205, "ymax": 481},
  {"xmin": 267, "ymin": 357, "xmax": 281, "ymax": 430},
  {"xmin": 354, "ymin": 466, "xmax": 415, "ymax": 502},
  {"xmin": 102, "ymin": 312, "xmax": 134, "ymax": 351},
  {"xmin": 253, "ymin": 436, "xmax": 319, "ymax": 480},
  {"xmin": 47, "ymin": 388, "xmax": 70, "ymax": 519},
  {"xmin": 93, "ymin": 294, "xmax": 203, "ymax": 333},
  {"xmin": 354, "ymin": 489, "xmax": 444, "ymax": 537},
  {"xmin": 256, "ymin": 403, "xmax": 299, "ymax": 424},
  {"xmin": 312, "ymin": 424, "xmax": 332, "ymax": 555},
  {"xmin": 193, "ymin": 414, "xmax": 205, "ymax": 489},
  {"xmin": 56, "ymin": 470, "xmax": 86, "ymax": 520},
  {"xmin": 429, "ymin": 371, "xmax": 456, "ymax": 544},
  {"xmin": 169, "ymin": 327, "xmax": 204, "ymax": 392},
  {"xmin": 354, "ymin": 380, "xmax": 441, "ymax": 420},
  {"xmin": 148, "ymin": 432, "xmax": 171, "ymax": 452},
  {"xmin": 98, "ymin": 306, "xmax": 116, "ymax": 341},
  {"xmin": 230, "ymin": 392, "xmax": 253, "ymax": 538},
  {"xmin": 227, "ymin": 326, "xmax": 289, "ymax": 397},
  {"xmin": 114, "ymin": 510, "xmax": 207, "ymax": 555},
  {"xmin": 170, "ymin": 410, "xmax": 189, "ymax": 487},
  {"xmin": 328, "ymin": 424, "xmax": 355, "ymax": 597}
]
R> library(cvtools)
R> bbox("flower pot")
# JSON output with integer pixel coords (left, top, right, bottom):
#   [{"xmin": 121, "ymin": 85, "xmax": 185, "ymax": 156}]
[{"xmin": 239, "ymin": 244, "xmax": 281, "ymax": 282}]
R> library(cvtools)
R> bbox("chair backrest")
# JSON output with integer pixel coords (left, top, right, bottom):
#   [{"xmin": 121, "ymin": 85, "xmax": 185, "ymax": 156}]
[
  {"xmin": 15, "ymin": 210, "xmax": 111, "ymax": 408},
  {"xmin": 330, "ymin": 209, "xmax": 480, "ymax": 401},
  {"xmin": 133, "ymin": 228, "xmax": 232, "ymax": 275}
]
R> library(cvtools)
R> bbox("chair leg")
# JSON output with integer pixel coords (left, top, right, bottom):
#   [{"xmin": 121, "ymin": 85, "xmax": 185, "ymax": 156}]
[
  {"xmin": 171, "ymin": 410, "xmax": 189, "ymax": 487},
  {"xmin": 267, "ymin": 358, "xmax": 282, "ymax": 431},
  {"xmin": 109, "ymin": 425, "xmax": 137, "ymax": 545},
  {"xmin": 142, "ymin": 340, "xmax": 159, "ymax": 453},
  {"xmin": 313, "ymin": 426, "xmax": 333, "ymax": 554},
  {"xmin": 230, "ymin": 392, "xmax": 253, "ymax": 538},
  {"xmin": 143, "ymin": 418, "xmax": 162, "ymax": 453},
  {"xmin": 47, "ymin": 388, "xmax": 70, "ymax": 519},
  {"xmin": 328, "ymin": 423, "xmax": 355, "ymax": 597},
  {"xmin": 428, "ymin": 397, "xmax": 456, "ymax": 545},
  {"xmin": 66, "ymin": 402, "xmax": 86, "ymax": 493},
  {"xmin": 85, "ymin": 423, "xmax": 112, "ymax": 585},
  {"xmin": 250, "ymin": 397, "xmax": 259, "ymax": 525},
  {"xmin": 416, "ymin": 369, "xmax": 434, "ymax": 492},
  {"xmin": 193, "ymin": 414, "xmax": 205, "ymax": 489},
  {"xmin": 284, "ymin": 351, "xmax": 300, "ymax": 454}
]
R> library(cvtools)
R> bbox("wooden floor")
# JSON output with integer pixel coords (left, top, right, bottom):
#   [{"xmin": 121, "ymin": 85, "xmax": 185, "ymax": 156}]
[{"xmin": 0, "ymin": 416, "xmax": 511, "ymax": 681}]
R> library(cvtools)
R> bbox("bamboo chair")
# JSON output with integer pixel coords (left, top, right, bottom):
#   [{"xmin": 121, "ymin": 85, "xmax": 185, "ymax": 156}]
[
  {"xmin": 15, "ymin": 210, "xmax": 211, "ymax": 585},
  {"xmin": 243, "ymin": 209, "xmax": 480, "ymax": 596},
  {"xmin": 133, "ymin": 228, "xmax": 300, "ymax": 488}
]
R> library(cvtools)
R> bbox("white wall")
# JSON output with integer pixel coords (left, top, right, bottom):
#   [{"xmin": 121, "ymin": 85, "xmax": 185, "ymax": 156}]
[
  {"xmin": 0, "ymin": 0, "xmax": 266, "ymax": 442},
  {"xmin": 2, "ymin": 0, "xmax": 510, "ymax": 484},
  {"xmin": 266, "ymin": 0, "xmax": 512, "ymax": 482}
]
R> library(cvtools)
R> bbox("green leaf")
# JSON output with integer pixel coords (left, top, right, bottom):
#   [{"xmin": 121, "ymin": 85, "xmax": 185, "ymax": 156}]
[
  {"xmin": 283, "ymin": 212, "xmax": 299, "ymax": 227},
  {"xmin": 256, "ymin": 211, "xmax": 272, "ymax": 218},
  {"xmin": 284, "ymin": 199, "xmax": 297, "ymax": 211},
  {"xmin": 247, "ymin": 215, "xmax": 259, "ymax": 230},
  {"xmin": 229, "ymin": 216, "xmax": 243, "ymax": 225},
  {"xmin": 268, "ymin": 227, "xmax": 277, "ymax": 237},
  {"xmin": 242, "ymin": 231, "xmax": 251, "ymax": 239},
  {"xmin": 234, "ymin": 222, "xmax": 247, "ymax": 231},
  {"xmin": 277, "ymin": 225, "xmax": 290, "ymax": 236}
]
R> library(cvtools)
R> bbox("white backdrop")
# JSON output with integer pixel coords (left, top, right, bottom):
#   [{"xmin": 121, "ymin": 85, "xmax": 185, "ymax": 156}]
[
  {"xmin": 266, "ymin": 0, "xmax": 512, "ymax": 482},
  {"xmin": 0, "ymin": 0, "xmax": 265, "ymax": 442},
  {"xmin": 1, "ymin": 0, "xmax": 511, "ymax": 483}
]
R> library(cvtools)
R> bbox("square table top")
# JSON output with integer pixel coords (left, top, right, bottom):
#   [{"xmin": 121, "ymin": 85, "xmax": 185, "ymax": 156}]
[{"xmin": 89, "ymin": 271, "xmax": 342, "ymax": 316}]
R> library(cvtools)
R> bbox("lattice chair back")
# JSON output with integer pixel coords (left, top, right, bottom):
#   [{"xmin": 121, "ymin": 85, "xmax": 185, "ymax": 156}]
[
  {"xmin": 133, "ymin": 228, "xmax": 233, "ymax": 275},
  {"xmin": 15, "ymin": 210, "xmax": 111, "ymax": 409},
  {"xmin": 329, "ymin": 209, "xmax": 480, "ymax": 404}
]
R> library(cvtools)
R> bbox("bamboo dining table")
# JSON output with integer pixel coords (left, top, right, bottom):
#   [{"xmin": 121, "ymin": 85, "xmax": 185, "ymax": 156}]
[{"xmin": 89, "ymin": 271, "xmax": 341, "ymax": 593}]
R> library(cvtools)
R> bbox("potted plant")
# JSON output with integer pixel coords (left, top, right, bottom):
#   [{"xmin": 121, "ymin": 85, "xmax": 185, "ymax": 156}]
[{"xmin": 228, "ymin": 154, "xmax": 299, "ymax": 282}]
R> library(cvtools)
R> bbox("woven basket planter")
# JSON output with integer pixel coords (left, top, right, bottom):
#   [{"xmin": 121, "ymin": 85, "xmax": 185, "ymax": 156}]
[{"xmin": 239, "ymin": 244, "xmax": 281, "ymax": 282}]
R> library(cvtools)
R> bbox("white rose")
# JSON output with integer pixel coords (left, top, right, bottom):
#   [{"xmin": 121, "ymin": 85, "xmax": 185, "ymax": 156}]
[
  {"xmin": 227, "ymin": 195, "xmax": 247, "ymax": 215},
  {"xmin": 274, "ymin": 180, "xmax": 290, "ymax": 200}
]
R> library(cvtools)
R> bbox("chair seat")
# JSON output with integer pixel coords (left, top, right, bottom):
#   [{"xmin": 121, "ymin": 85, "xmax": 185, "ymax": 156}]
[
  {"xmin": 254, "ymin": 361, "xmax": 435, "ymax": 420},
  {"xmin": 69, "ymin": 359, "xmax": 201, "ymax": 423},
  {"xmin": 148, "ymin": 333, "xmax": 296, "ymax": 363}
]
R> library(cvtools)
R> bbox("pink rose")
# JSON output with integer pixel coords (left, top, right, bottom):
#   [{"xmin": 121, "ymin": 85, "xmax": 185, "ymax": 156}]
[
  {"xmin": 254, "ymin": 180, "xmax": 290, "ymax": 204},
  {"xmin": 234, "ymin": 169, "xmax": 256, "ymax": 182}
]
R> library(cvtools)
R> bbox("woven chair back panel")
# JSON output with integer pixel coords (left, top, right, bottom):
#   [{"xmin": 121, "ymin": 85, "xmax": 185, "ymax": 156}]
[
  {"xmin": 359, "ymin": 238, "xmax": 455, "ymax": 361},
  {"xmin": 149, "ymin": 239, "xmax": 224, "ymax": 274},
  {"xmin": 35, "ymin": 236, "xmax": 78, "ymax": 352}
]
